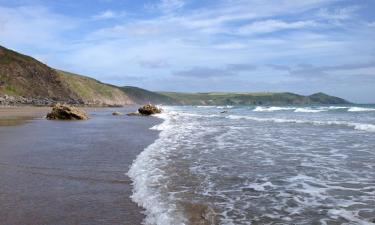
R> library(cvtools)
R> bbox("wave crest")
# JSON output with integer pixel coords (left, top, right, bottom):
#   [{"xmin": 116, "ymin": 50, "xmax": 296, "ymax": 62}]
[{"xmin": 227, "ymin": 115, "xmax": 375, "ymax": 132}]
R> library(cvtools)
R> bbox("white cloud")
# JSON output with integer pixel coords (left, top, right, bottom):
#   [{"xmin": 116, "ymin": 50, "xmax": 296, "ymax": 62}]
[
  {"xmin": 145, "ymin": 0, "xmax": 186, "ymax": 13},
  {"xmin": 93, "ymin": 10, "xmax": 116, "ymax": 19},
  {"xmin": 317, "ymin": 6, "xmax": 361, "ymax": 21},
  {"xmin": 92, "ymin": 9, "xmax": 127, "ymax": 20},
  {"xmin": 213, "ymin": 43, "xmax": 248, "ymax": 50},
  {"xmin": 159, "ymin": 0, "xmax": 185, "ymax": 11},
  {"xmin": 238, "ymin": 20, "xmax": 317, "ymax": 35},
  {"xmin": 0, "ymin": 6, "xmax": 77, "ymax": 49}
]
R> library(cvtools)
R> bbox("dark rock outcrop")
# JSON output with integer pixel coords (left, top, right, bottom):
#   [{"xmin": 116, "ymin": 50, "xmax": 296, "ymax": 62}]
[
  {"xmin": 127, "ymin": 104, "xmax": 162, "ymax": 116},
  {"xmin": 138, "ymin": 104, "xmax": 162, "ymax": 115},
  {"xmin": 46, "ymin": 104, "xmax": 88, "ymax": 120},
  {"xmin": 126, "ymin": 112, "xmax": 142, "ymax": 116},
  {"xmin": 112, "ymin": 111, "xmax": 123, "ymax": 116}
]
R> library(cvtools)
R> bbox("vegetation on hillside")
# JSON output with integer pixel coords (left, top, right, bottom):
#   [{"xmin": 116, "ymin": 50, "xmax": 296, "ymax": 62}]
[
  {"xmin": 57, "ymin": 70, "xmax": 132, "ymax": 105},
  {"xmin": 120, "ymin": 86, "xmax": 179, "ymax": 105},
  {"xmin": 159, "ymin": 92, "xmax": 350, "ymax": 105},
  {"xmin": 0, "ymin": 45, "xmax": 132, "ymax": 106}
]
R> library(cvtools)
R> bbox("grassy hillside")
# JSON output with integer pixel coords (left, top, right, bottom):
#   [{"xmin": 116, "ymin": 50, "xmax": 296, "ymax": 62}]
[
  {"xmin": 57, "ymin": 71, "xmax": 132, "ymax": 106},
  {"xmin": 159, "ymin": 92, "xmax": 350, "ymax": 105},
  {"xmin": 0, "ymin": 45, "xmax": 76, "ymax": 100},
  {"xmin": 0, "ymin": 45, "xmax": 133, "ymax": 106},
  {"xmin": 120, "ymin": 86, "xmax": 179, "ymax": 105}
]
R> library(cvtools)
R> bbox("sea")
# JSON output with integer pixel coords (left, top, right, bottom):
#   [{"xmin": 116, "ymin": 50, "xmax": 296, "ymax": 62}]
[{"xmin": 128, "ymin": 105, "xmax": 375, "ymax": 225}]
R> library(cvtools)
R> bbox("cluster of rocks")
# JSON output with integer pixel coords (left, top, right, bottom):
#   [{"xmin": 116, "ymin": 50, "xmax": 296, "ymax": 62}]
[
  {"xmin": 127, "ymin": 104, "xmax": 162, "ymax": 116},
  {"xmin": 46, "ymin": 104, "xmax": 88, "ymax": 120},
  {"xmin": 44, "ymin": 103, "xmax": 162, "ymax": 121},
  {"xmin": 0, "ymin": 94, "xmax": 84, "ymax": 106}
]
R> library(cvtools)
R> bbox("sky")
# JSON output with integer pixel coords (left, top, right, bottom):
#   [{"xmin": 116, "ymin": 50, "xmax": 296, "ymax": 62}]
[{"xmin": 0, "ymin": 0, "xmax": 374, "ymax": 103}]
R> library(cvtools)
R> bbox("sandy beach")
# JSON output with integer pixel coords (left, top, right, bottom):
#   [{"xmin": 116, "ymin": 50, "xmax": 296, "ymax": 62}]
[
  {"xmin": 0, "ymin": 107, "xmax": 51, "ymax": 126},
  {"xmin": 0, "ymin": 106, "xmax": 160, "ymax": 225}
]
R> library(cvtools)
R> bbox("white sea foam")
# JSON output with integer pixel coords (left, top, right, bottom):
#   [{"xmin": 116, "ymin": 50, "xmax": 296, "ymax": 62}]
[
  {"xmin": 328, "ymin": 209, "xmax": 374, "ymax": 225},
  {"xmin": 196, "ymin": 106, "xmax": 216, "ymax": 108},
  {"xmin": 227, "ymin": 115, "xmax": 375, "ymax": 132},
  {"xmin": 128, "ymin": 111, "xmax": 188, "ymax": 225},
  {"xmin": 150, "ymin": 112, "xmax": 172, "ymax": 131},
  {"xmin": 217, "ymin": 105, "xmax": 234, "ymax": 109},
  {"xmin": 253, "ymin": 106, "xmax": 295, "ymax": 112},
  {"xmin": 245, "ymin": 181, "xmax": 275, "ymax": 192},
  {"xmin": 328, "ymin": 106, "xmax": 349, "ymax": 109},
  {"xmin": 130, "ymin": 106, "xmax": 375, "ymax": 224},
  {"xmin": 348, "ymin": 107, "xmax": 375, "ymax": 112},
  {"xmin": 294, "ymin": 108, "xmax": 325, "ymax": 113}
]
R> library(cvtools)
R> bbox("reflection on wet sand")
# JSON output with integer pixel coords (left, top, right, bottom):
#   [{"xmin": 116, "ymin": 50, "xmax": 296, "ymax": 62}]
[
  {"xmin": 0, "ymin": 107, "xmax": 50, "ymax": 126},
  {"xmin": 0, "ymin": 107, "xmax": 160, "ymax": 225}
]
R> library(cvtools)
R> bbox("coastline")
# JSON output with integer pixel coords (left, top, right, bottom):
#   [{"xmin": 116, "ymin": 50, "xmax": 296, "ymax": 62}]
[{"xmin": 0, "ymin": 106, "xmax": 161, "ymax": 225}]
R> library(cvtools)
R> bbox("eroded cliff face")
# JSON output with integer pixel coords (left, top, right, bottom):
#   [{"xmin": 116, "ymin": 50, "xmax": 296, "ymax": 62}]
[{"xmin": 0, "ymin": 46, "xmax": 133, "ymax": 106}]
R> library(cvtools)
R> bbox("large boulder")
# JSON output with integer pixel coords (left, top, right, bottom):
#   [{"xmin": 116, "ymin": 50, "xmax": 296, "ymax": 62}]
[
  {"xmin": 138, "ymin": 104, "xmax": 162, "ymax": 115},
  {"xmin": 46, "ymin": 104, "xmax": 88, "ymax": 120}
]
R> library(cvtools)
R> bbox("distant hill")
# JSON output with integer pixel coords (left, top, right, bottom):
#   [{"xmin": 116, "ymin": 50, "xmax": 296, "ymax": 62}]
[
  {"xmin": 0, "ymin": 45, "xmax": 350, "ymax": 106},
  {"xmin": 159, "ymin": 92, "xmax": 350, "ymax": 105},
  {"xmin": 120, "ymin": 86, "xmax": 179, "ymax": 105}
]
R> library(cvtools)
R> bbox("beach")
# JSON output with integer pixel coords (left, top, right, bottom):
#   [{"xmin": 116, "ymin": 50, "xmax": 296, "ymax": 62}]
[{"xmin": 0, "ymin": 106, "xmax": 161, "ymax": 225}]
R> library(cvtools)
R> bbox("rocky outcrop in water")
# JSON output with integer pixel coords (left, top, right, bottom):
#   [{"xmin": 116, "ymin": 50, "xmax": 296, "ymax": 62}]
[
  {"xmin": 112, "ymin": 111, "xmax": 123, "ymax": 116},
  {"xmin": 127, "ymin": 104, "xmax": 162, "ymax": 116},
  {"xmin": 126, "ymin": 112, "xmax": 142, "ymax": 116},
  {"xmin": 138, "ymin": 104, "xmax": 162, "ymax": 115},
  {"xmin": 46, "ymin": 104, "xmax": 88, "ymax": 120}
]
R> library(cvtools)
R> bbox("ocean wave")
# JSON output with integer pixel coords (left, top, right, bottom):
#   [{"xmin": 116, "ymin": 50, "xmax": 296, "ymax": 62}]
[
  {"xmin": 217, "ymin": 105, "xmax": 234, "ymax": 109},
  {"xmin": 128, "ymin": 112, "xmax": 187, "ymax": 225},
  {"xmin": 348, "ymin": 107, "xmax": 375, "ymax": 112},
  {"xmin": 196, "ymin": 106, "xmax": 216, "ymax": 108},
  {"xmin": 327, "ymin": 106, "xmax": 349, "ymax": 109},
  {"xmin": 253, "ymin": 106, "xmax": 295, "ymax": 112},
  {"xmin": 294, "ymin": 108, "xmax": 325, "ymax": 113},
  {"xmin": 227, "ymin": 115, "xmax": 375, "ymax": 132}
]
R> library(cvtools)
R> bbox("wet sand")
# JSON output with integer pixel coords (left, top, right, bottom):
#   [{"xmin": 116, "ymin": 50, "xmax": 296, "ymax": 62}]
[
  {"xmin": 0, "ymin": 107, "xmax": 160, "ymax": 225},
  {"xmin": 0, "ymin": 106, "xmax": 51, "ymax": 126}
]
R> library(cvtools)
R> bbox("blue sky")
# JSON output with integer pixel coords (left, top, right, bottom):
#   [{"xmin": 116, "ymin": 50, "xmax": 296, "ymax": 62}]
[{"xmin": 0, "ymin": 0, "xmax": 374, "ymax": 103}]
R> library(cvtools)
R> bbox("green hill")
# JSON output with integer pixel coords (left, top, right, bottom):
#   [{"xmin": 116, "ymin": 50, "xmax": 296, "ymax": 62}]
[
  {"xmin": 159, "ymin": 92, "xmax": 350, "ymax": 105},
  {"xmin": 0, "ymin": 45, "xmax": 132, "ymax": 106},
  {"xmin": 120, "ymin": 86, "xmax": 179, "ymax": 105},
  {"xmin": 57, "ymin": 71, "xmax": 132, "ymax": 106}
]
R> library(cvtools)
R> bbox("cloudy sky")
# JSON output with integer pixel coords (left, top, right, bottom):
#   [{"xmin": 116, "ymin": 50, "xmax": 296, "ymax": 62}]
[{"xmin": 0, "ymin": 0, "xmax": 374, "ymax": 103}]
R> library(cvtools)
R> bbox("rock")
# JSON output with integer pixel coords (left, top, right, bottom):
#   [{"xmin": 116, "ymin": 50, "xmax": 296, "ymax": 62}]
[
  {"xmin": 46, "ymin": 104, "xmax": 88, "ymax": 120},
  {"xmin": 126, "ymin": 112, "xmax": 142, "ymax": 116},
  {"xmin": 138, "ymin": 104, "xmax": 162, "ymax": 115},
  {"xmin": 112, "ymin": 111, "xmax": 123, "ymax": 116}
]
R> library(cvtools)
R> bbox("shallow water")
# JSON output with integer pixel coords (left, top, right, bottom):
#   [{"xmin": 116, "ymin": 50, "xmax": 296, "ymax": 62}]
[
  {"xmin": 0, "ymin": 107, "xmax": 160, "ymax": 225},
  {"xmin": 129, "ymin": 105, "xmax": 375, "ymax": 225}
]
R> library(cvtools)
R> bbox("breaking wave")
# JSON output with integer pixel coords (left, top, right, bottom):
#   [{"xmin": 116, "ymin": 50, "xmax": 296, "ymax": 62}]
[
  {"xmin": 227, "ymin": 115, "xmax": 375, "ymax": 132},
  {"xmin": 253, "ymin": 106, "xmax": 295, "ymax": 112},
  {"xmin": 348, "ymin": 107, "xmax": 375, "ymax": 112}
]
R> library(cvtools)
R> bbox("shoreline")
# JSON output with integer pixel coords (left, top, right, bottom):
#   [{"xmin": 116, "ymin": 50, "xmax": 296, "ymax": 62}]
[{"xmin": 0, "ymin": 106, "xmax": 161, "ymax": 225}]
